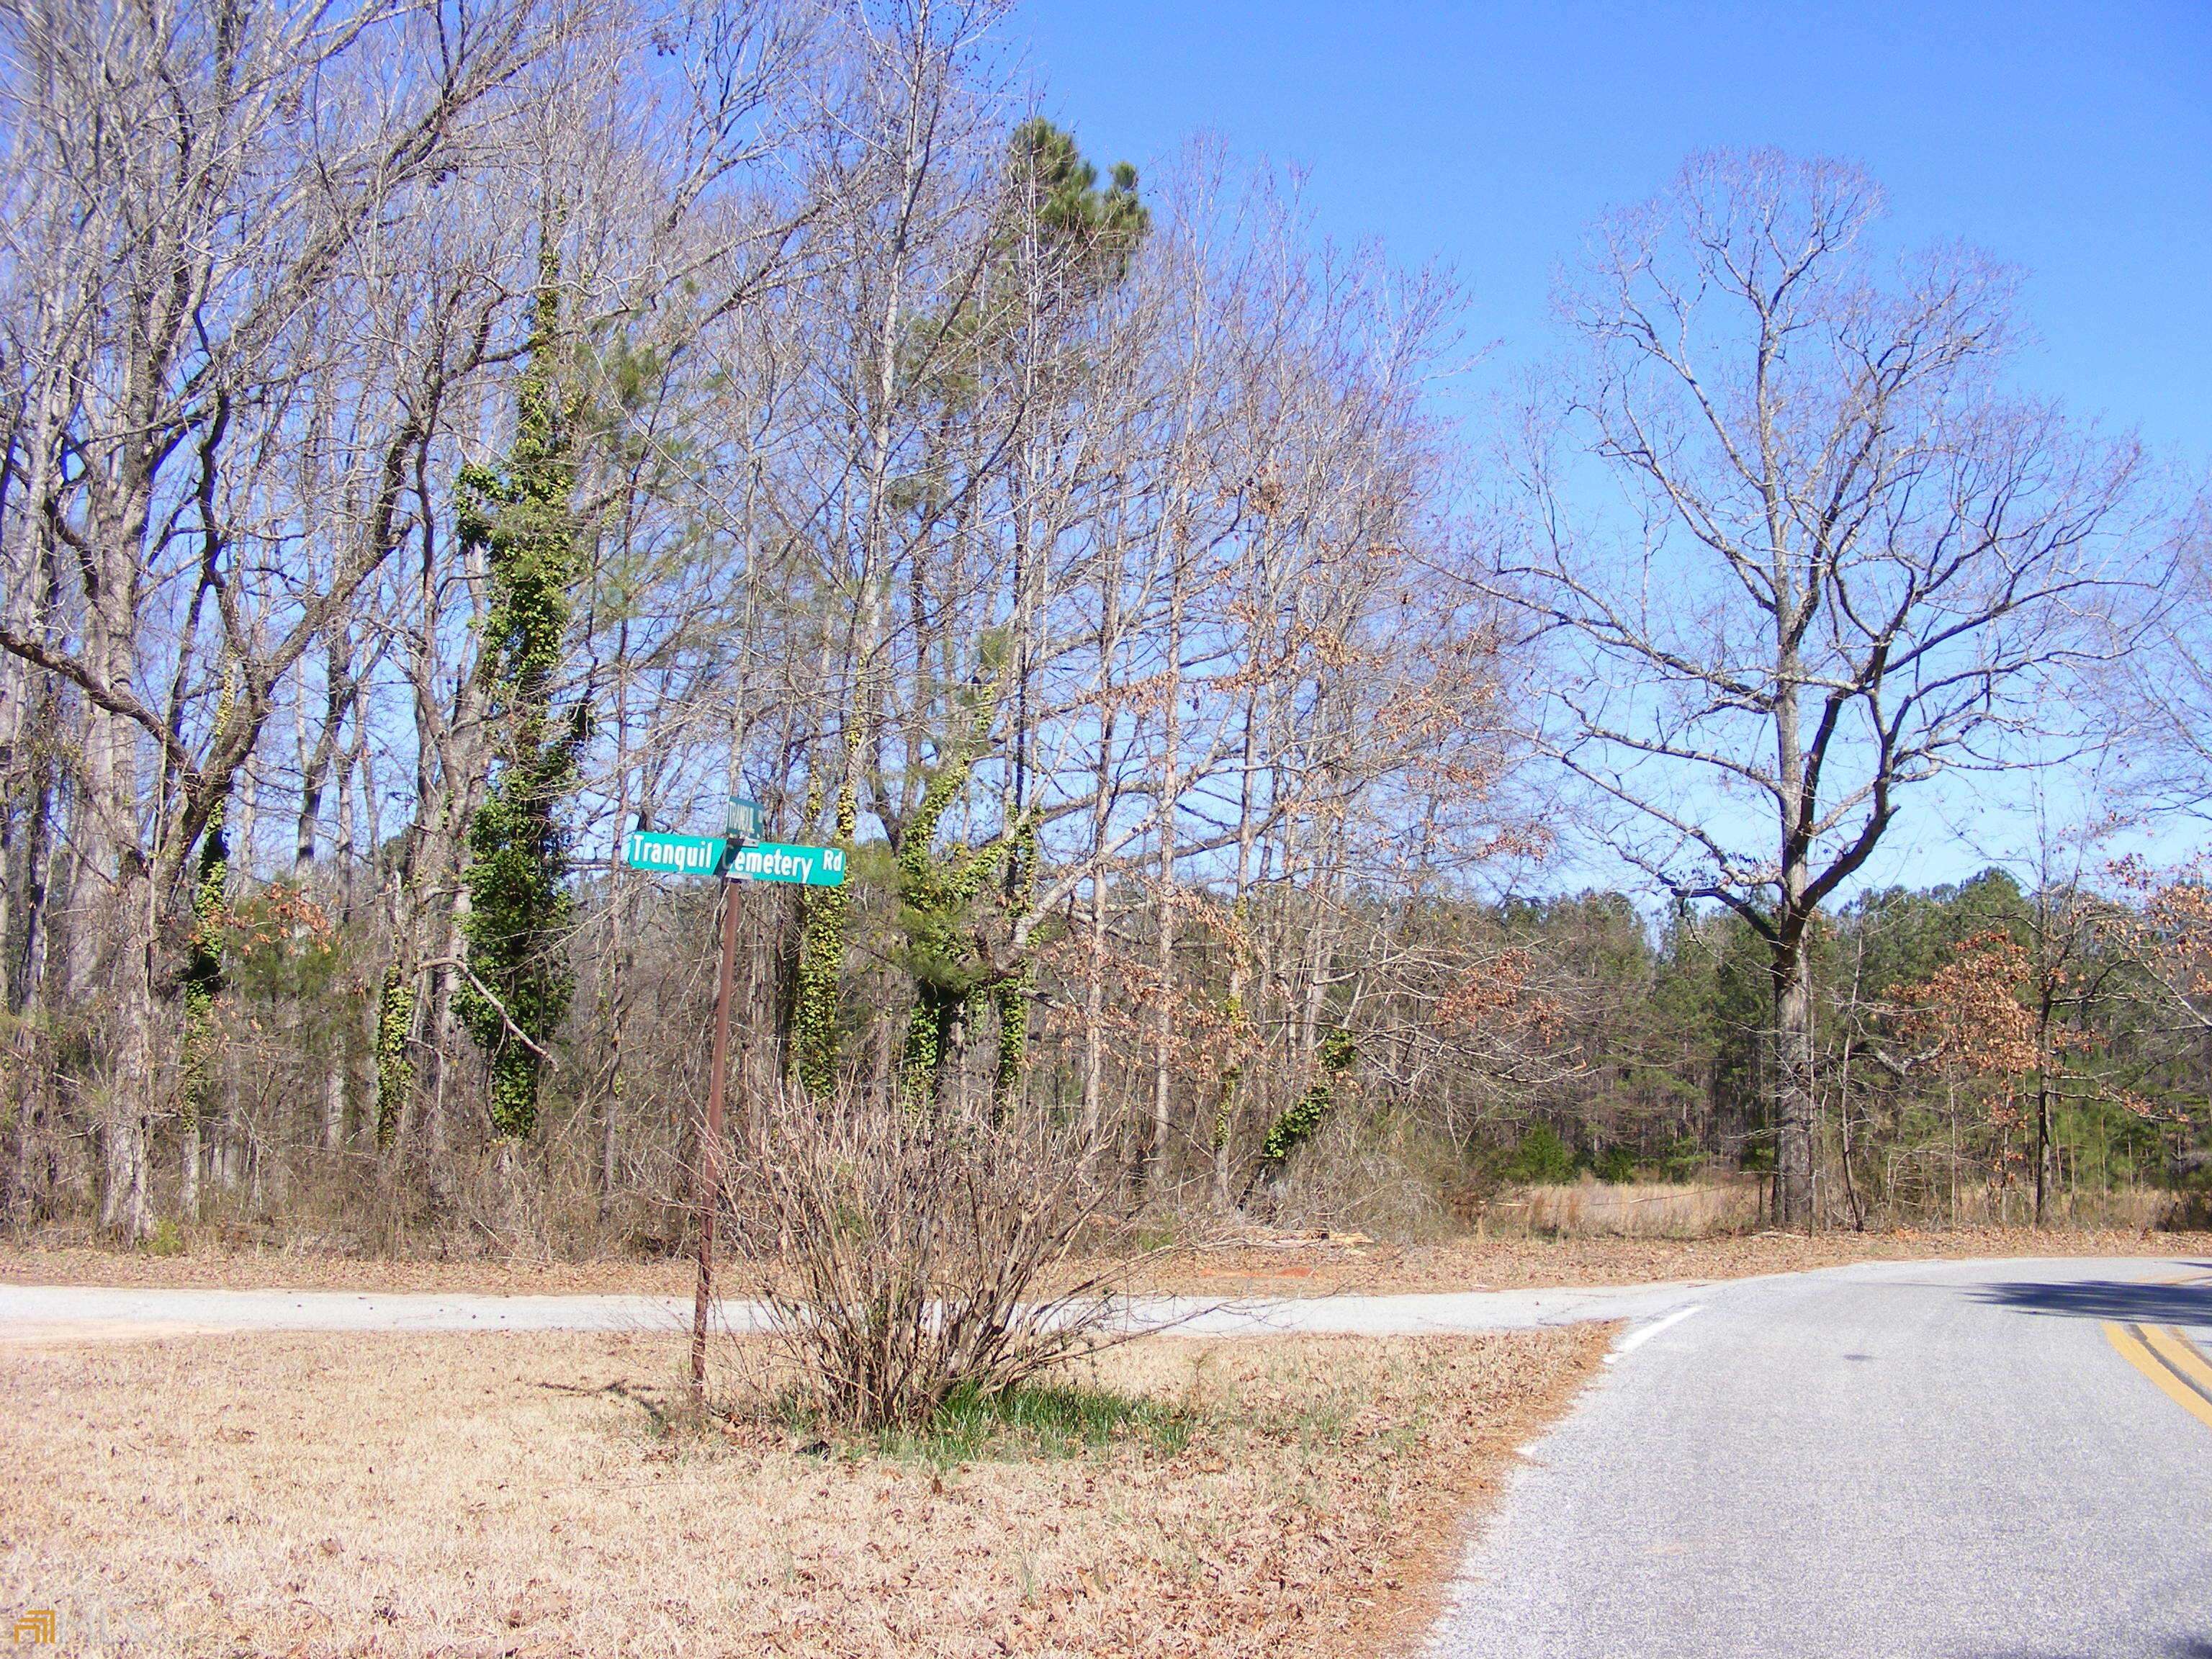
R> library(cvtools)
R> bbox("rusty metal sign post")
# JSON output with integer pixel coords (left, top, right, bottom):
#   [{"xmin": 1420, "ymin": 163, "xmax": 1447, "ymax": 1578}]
[
  {"xmin": 688, "ymin": 796, "xmax": 757, "ymax": 1400},
  {"xmin": 622, "ymin": 799, "xmax": 842, "ymax": 1401}
]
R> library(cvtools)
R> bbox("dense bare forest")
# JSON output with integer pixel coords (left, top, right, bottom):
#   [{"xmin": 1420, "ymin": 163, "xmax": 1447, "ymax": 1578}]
[{"xmin": 3, "ymin": 0, "xmax": 2207, "ymax": 1256}]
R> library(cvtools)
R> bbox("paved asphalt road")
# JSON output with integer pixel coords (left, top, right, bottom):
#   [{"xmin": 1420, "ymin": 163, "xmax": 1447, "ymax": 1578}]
[{"xmin": 1431, "ymin": 1254, "xmax": 2212, "ymax": 1659}]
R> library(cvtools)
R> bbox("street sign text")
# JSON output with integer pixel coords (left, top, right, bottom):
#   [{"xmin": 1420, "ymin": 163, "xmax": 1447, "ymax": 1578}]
[
  {"xmin": 727, "ymin": 841, "xmax": 846, "ymax": 886},
  {"xmin": 621, "ymin": 831, "xmax": 727, "ymax": 875},
  {"xmin": 620, "ymin": 831, "xmax": 845, "ymax": 886}
]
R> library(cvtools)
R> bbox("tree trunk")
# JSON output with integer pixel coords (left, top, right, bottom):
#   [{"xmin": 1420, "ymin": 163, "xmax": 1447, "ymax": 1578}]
[
  {"xmin": 2033, "ymin": 1019, "xmax": 2054, "ymax": 1228},
  {"xmin": 1140, "ymin": 533, "xmax": 1187, "ymax": 1200},
  {"xmin": 181, "ymin": 1118, "xmax": 202, "ymax": 1218},
  {"xmin": 1836, "ymin": 1035, "xmax": 1865, "ymax": 1233},
  {"xmin": 322, "ymin": 1041, "xmax": 348, "ymax": 1154},
  {"xmin": 1077, "ymin": 601, "xmax": 1121, "ymax": 1148},
  {"xmin": 1146, "ymin": 866, "xmax": 1175, "ymax": 1196},
  {"xmin": 1081, "ymin": 869, "xmax": 1109, "ymax": 1150},
  {"xmin": 1771, "ymin": 931, "xmax": 1817, "ymax": 1231},
  {"xmin": 1214, "ymin": 693, "xmax": 1261, "ymax": 1209},
  {"xmin": 99, "ymin": 887, "xmax": 158, "ymax": 1241},
  {"xmin": 423, "ymin": 950, "xmax": 461, "ymax": 1208}
]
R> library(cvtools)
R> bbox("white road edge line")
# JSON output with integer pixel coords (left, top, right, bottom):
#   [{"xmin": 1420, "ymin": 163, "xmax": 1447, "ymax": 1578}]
[{"xmin": 1605, "ymin": 1303, "xmax": 1702, "ymax": 1364}]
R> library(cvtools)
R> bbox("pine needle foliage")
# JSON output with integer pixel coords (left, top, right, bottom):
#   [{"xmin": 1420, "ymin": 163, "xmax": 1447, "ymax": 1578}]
[{"xmin": 1008, "ymin": 117, "xmax": 1148, "ymax": 284}]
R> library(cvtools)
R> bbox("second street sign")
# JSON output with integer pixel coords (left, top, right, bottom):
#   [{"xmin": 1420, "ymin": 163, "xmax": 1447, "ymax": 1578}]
[{"xmin": 727, "ymin": 840, "xmax": 846, "ymax": 886}]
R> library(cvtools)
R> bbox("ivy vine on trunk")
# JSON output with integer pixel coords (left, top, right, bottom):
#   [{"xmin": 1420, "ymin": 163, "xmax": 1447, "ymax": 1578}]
[
  {"xmin": 896, "ymin": 686, "xmax": 1004, "ymax": 1115},
  {"xmin": 790, "ymin": 771, "xmax": 855, "ymax": 1098},
  {"xmin": 1244, "ymin": 1028, "xmax": 1358, "ymax": 1201},
  {"xmin": 456, "ymin": 222, "xmax": 585, "ymax": 1141},
  {"xmin": 373, "ymin": 967, "xmax": 416, "ymax": 1151},
  {"xmin": 178, "ymin": 674, "xmax": 233, "ymax": 1210}
]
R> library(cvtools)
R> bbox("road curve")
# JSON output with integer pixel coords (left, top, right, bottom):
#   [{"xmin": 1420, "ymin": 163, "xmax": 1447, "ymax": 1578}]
[{"xmin": 1429, "ymin": 1254, "xmax": 2212, "ymax": 1659}]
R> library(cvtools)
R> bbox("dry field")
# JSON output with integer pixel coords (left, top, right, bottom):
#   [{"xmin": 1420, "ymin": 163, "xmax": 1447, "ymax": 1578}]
[
  {"xmin": 1488, "ymin": 1177, "xmax": 1765, "ymax": 1237},
  {"xmin": 0, "ymin": 1324, "xmax": 1608, "ymax": 1658},
  {"xmin": 5, "ymin": 1223, "xmax": 2209, "ymax": 1302}
]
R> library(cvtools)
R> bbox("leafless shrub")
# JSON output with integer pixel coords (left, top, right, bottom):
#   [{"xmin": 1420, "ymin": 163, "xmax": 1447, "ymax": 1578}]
[
  {"xmin": 728, "ymin": 1083, "xmax": 1150, "ymax": 1430},
  {"xmin": 1269, "ymin": 1109, "xmax": 1457, "ymax": 1241}
]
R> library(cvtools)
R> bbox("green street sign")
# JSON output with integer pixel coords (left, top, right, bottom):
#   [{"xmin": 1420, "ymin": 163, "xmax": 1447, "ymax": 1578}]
[
  {"xmin": 727, "ymin": 797, "xmax": 763, "ymax": 845},
  {"xmin": 621, "ymin": 831, "xmax": 727, "ymax": 876},
  {"xmin": 620, "ymin": 830, "xmax": 845, "ymax": 886},
  {"xmin": 725, "ymin": 840, "xmax": 846, "ymax": 887}
]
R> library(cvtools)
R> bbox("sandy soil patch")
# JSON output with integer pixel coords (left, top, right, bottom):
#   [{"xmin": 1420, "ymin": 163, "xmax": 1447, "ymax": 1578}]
[{"xmin": 0, "ymin": 1323, "xmax": 1607, "ymax": 1658}]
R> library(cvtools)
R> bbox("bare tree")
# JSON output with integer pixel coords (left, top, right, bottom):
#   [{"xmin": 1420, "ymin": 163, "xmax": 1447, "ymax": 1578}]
[
  {"xmin": 2121, "ymin": 502, "xmax": 2212, "ymax": 817},
  {"xmin": 0, "ymin": 0, "xmax": 584, "ymax": 1236},
  {"xmin": 1498, "ymin": 150, "xmax": 2154, "ymax": 1227}
]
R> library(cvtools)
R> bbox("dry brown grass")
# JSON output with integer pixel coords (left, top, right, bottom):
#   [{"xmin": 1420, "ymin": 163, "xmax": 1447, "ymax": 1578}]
[
  {"xmin": 0, "ymin": 1324, "xmax": 1608, "ymax": 1658},
  {"xmin": 1493, "ymin": 1178, "xmax": 1764, "ymax": 1237}
]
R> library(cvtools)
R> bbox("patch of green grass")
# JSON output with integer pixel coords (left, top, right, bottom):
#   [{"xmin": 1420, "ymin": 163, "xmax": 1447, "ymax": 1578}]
[
  {"xmin": 874, "ymin": 1380, "xmax": 1195, "ymax": 1466},
  {"xmin": 1131, "ymin": 1220, "xmax": 1180, "ymax": 1254},
  {"xmin": 1287, "ymin": 1385, "xmax": 1357, "ymax": 1447}
]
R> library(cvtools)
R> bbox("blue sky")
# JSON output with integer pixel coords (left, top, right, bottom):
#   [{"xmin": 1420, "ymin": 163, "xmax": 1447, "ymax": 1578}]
[
  {"xmin": 1014, "ymin": 1, "xmax": 2212, "ymax": 897},
  {"xmin": 1015, "ymin": 1, "xmax": 2212, "ymax": 470}
]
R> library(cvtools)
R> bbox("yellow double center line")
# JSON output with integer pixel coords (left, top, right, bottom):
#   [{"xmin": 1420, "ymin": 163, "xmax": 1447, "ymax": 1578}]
[{"xmin": 2105, "ymin": 1318, "xmax": 2212, "ymax": 1433}]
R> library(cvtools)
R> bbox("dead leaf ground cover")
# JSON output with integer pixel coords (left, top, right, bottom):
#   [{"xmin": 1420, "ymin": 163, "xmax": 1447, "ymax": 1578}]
[
  {"xmin": 0, "ymin": 1324, "xmax": 1607, "ymax": 1658},
  {"xmin": 4, "ymin": 1224, "xmax": 2207, "ymax": 1300}
]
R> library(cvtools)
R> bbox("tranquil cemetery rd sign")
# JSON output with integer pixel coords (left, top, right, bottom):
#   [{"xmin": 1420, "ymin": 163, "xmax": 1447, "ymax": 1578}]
[
  {"xmin": 613, "ymin": 811, "xmax": 843, "ymax": 1393},
  {"xmin": 619, "ymin": 829, "xmax": 846, "ymax": 887}
]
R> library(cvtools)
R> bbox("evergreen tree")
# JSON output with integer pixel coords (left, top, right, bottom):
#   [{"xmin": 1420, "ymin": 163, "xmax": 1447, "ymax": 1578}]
[
  {"xmin": 787, "ymin": 122, "xmax": 1148, "ymax": 1105},
  {"xmin": 1007, "ymin": 117, "xmax": 1149, "ymax": 285}
]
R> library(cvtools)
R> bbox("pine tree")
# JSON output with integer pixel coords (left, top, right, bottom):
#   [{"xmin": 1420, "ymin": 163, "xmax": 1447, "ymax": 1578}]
[
  {"xmin": 1007, "ymin": 118, "xmax": 1149, "ymax": 284},
  {"xmin": 788, "ymin": 125, "xmax": 1147, "ymax": 1106}
]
